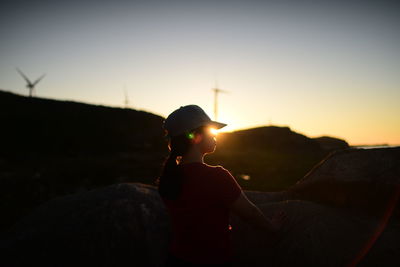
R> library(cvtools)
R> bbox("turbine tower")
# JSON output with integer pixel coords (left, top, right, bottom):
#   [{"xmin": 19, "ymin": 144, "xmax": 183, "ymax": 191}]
[
  {"xmin": 123, "ymin": 85, "xmax": 130, "ymax": 108},
  {"xmin": 16, "ymin": 68, "xmax": 46, "ymax": 97},
  {"xmin": 211, "ymin": 82, "xmax": 229, "ymax": 121}
]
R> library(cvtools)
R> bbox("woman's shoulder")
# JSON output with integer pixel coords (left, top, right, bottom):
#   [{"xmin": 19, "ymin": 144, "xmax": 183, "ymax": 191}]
[
  {"xmin": 180, "ymin": 162, "xmax": 231, "ymax": 176},
  {"xmin": 202, "ymin": 164, "xmax": 233, "ymax": 178},
  {"xmin": 180, "ymin": 162, "xmax": 224, "ymax": 169},
  {"xmin": 202, "ymin": 163, "xmax": 227, "ymax": 171}
]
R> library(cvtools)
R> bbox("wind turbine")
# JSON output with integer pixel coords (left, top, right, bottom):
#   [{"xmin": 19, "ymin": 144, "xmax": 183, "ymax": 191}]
[
  {"xmin": 211, "ymin": 81, "xmax": 229, "ymax": 121},
  {"xmin": 16, "ymin": 68, "xmax": 46, "ymax": 97}
]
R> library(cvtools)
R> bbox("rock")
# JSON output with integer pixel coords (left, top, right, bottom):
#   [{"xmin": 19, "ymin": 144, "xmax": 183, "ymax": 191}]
[
  {"xmin": 244, "ymin": 190, "xmax": 289, "ymax": 205},
  {"xmin": 1, "ymin": 183, "xmax": 170, "ymax": 267},
  {"xmin": 295, "ymin": 147, "xmax": 400, "ymax": 185},
  {"xmin": 230, "ymin": 200, "xmax": 400, "ymax": 267},
  {"xmin": 289, "ymin": 147, "xmax": 400, "ymax": 218}
]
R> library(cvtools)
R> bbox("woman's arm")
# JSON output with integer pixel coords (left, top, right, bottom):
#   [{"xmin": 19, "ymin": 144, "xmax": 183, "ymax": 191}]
[{"xmin": 229, "ymin": 191, "xmax": 285, "ymax": 233}]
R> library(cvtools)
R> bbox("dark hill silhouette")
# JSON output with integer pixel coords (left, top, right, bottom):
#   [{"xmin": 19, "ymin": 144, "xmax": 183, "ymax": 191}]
[
  {"xmin": 214, "ymin": 126, "xmax": 348, "ymax": 153},
  {"xmin": 0, "ymin": 90, "xmax": 166, "ymax": 157},
  {"xmin": 215, "ymin": 126, "xmax": 322, "ymax": 152},
  {"xmin": 313, "ymin": 136, "xmax": 349, "ymax": 151}
]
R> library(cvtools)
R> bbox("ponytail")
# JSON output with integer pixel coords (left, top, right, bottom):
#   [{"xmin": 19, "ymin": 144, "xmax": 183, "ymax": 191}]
[{"xmin": 157, "ymin": 134, "xmax": 192, "ymax": 200}]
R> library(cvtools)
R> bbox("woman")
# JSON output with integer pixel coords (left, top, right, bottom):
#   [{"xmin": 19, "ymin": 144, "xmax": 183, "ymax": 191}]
[{"xmin": 157, "ymin": 105, "xmax": 286, "ymax": 266}]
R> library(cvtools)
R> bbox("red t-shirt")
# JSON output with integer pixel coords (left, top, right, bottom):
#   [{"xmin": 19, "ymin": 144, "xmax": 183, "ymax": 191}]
[{"xmin": 162, "ymin": 162, "xmax": 242, "ymax": 264}]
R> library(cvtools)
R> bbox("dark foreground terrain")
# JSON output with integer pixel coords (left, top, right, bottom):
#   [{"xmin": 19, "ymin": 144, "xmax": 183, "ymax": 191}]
[{"xmin": 1, "ymin": 147, "xmax": 399, "ymax": 266}]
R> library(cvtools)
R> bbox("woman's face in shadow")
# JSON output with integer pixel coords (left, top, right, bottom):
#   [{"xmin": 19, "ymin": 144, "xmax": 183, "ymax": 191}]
[{"xmin": 195, "ymin": 127, "xmax": 217, "ymax": 154}]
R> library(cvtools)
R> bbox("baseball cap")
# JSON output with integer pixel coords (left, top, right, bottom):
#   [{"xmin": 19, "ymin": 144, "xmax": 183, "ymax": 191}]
[{"xmin": 163, "ymin": 105, "xmax": 227, "ymax": 137}]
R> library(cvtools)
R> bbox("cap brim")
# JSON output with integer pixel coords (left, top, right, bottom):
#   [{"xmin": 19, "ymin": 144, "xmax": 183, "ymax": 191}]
[{"xmin": 209, "ymin": 121, "xmax": 227, "ymax": 129}]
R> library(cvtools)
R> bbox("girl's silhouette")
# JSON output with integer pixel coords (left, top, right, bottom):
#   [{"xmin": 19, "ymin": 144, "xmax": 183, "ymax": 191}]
[{"xmin": 157, "ymin": 105, "xmax": 286, "ymax": 266}]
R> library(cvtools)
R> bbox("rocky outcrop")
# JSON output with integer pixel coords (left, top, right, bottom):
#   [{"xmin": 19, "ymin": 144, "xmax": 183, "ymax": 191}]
[
  {"xmin": 294, "ymin": 147, "xmax": 400, "ymax": 185},
  {"xmin": 234, "ymin": 147, "xmax": 400, "ymax": 266},
  {"xmin": 290, "ymin": 147, "xmax": 400, "ymax": 218},
  {"xmin": 2, "ymin": 186, "xmax": 400, "ymax": 266},
  {"xmin": 231, "ymin": 200, "xmax": 400, "ymax": 267},
  {"xmin": 1, "ymin": 183, "xmax": 170, "ymax": 267}
]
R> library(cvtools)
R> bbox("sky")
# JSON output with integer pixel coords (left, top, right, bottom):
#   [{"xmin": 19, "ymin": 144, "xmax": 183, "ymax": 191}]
[{"xmin": 1, "ymin": 0, "xmax": 399, "ymax": 145}]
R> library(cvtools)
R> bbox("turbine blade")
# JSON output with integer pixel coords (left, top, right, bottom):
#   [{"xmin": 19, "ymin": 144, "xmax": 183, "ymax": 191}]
[
  {"xmin": 16, "ymin": 68, "xmax": 32, "ymax": 85},
  {"xmin": 33, "ymin": 74, "xmax": 46, "ymax": 86}
]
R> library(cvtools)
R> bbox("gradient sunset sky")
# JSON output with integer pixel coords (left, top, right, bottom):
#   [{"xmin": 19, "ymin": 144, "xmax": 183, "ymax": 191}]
[{"xmin": 1, "ymin": 0, "xmax": 399, "ymax": 145}]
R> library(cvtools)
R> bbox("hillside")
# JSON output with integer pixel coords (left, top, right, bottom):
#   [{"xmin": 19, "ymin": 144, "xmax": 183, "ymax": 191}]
[{"xmin": 0, "ymin": 90, "xmax": 166, "ymax": 157}]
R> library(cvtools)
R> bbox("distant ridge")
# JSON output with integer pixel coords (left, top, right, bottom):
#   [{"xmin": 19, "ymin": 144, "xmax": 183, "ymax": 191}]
[
  {"xmin": 217, "ymin": 126, "xmax": 348, "ymax": 153},
  {"xmin": 0, "ymin": 89, "xmax": 167, "ymax": 158},
  {"xmin": 0, "ymin": 89, "xmax": 128, "ymax": 109},
  {"xmin": 313, "ymin": 136, "xmax": 349, "ymax": 151}
]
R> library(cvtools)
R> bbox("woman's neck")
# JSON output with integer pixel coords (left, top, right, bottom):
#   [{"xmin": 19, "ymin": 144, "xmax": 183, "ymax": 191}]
[{"xmin": 180, "ymin": 148, "xmax": 204, "ymax": 165}]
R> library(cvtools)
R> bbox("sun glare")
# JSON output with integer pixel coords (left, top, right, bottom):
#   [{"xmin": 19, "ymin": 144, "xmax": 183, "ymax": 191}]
[{"xmin": 210, "ymin": 127, "xmax": 219, "ymax": 136}]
